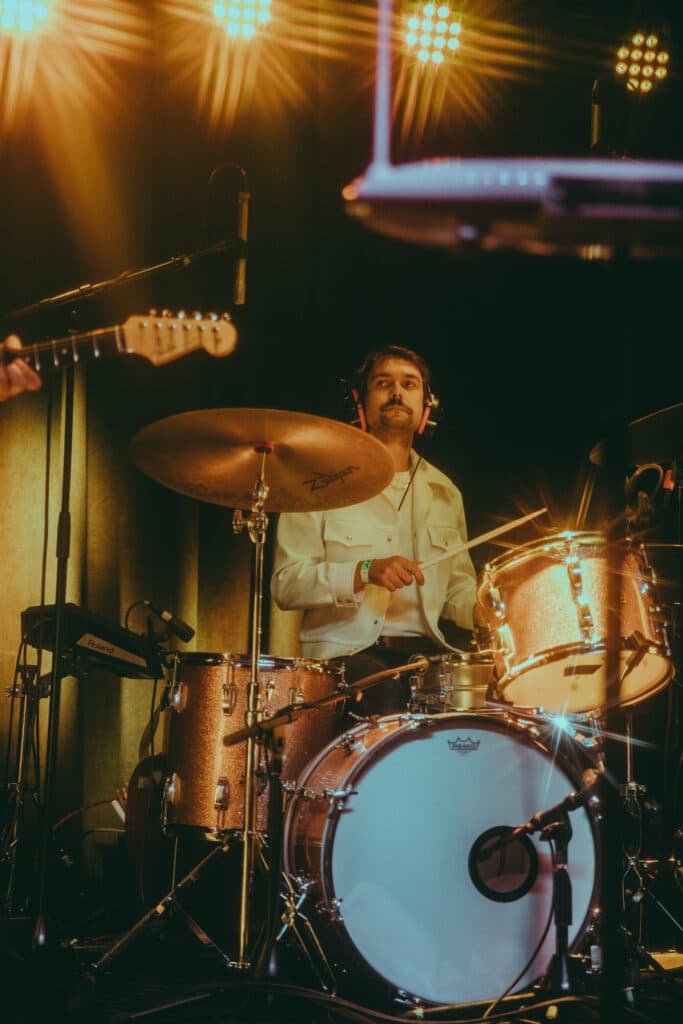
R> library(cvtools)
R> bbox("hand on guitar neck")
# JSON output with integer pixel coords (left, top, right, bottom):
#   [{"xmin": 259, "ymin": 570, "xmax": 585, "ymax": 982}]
[{"xmin": 0, "ymin": 335, "xmax": 42, "ymax": 401}]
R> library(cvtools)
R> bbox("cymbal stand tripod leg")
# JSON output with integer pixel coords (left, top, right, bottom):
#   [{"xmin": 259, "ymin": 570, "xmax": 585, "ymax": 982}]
[
  {"xmin": 274, "ymin": 874, "xmax": 337, "ymax": 993},
  {"xmin": 92, "ymin": 837, "xmax": 235, "ymax": 972},
  {"xmin": 1, "ymin": 664, "xmax": 44, "ymax": 914},
  {"xmin": 620, "ymin": 715, "xmax": 683, "ymax": 995},
  {"xmin": 232, "ymin": 445, "xmax": 271, "ymax": 970}
]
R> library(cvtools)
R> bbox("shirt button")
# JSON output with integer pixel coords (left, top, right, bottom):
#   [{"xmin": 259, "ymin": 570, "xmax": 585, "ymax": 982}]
[{"xmin": 387, "ymin": 537, "xmax": 392, "ymax": 542}]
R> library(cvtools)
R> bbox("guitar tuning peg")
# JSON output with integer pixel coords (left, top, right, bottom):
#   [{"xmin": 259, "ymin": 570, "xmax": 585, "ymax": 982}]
[
  {"xmin": 208, "ymin": 312, "xmax": 218, "ymax": 321},
  {"xmin": 221, "ymin": 312, "xmax": 232, "ymax": 322},
  {"xmin": 177, "ymin": 310, "xmax": 186, "ymax": 319},
  {"xmin": 160, "ymin": 308, "xmax": 172, "ymax": 318},
  {"xmin": 192, "ymin": 311, "xmax": 203, "ymax": 321},
  {"xmin": 148, "ymin": 308, "xmax": 158, "ymax": 317}
]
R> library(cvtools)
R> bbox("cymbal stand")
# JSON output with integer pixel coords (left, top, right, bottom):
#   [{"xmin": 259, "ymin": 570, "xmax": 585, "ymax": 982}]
[
  {"xmin": 1, "ymin": 663, "xmax": 48, "ymax": 914},
  {"xmin": 231, "ymin": 444, "xmax": 272, "ymax": 969}
]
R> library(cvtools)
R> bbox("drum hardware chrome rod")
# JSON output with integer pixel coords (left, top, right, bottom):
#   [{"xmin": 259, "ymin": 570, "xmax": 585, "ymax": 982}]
[
  {"xmin": 222, "ymin": 658, "xmax": 430, "ymax": 749},
  {"xmin": 231, "ymin": 444, "xmax": 271, "ymax": 969},
  {"xmin": 274, "ymin": 875, "xmax": 337, "ymax": 993}
]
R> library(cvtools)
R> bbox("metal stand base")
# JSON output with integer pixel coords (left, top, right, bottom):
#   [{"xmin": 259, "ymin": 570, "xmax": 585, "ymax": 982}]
[{"xmin": 92, "ymin": 838, "xmax": 236, "ymax": 973}]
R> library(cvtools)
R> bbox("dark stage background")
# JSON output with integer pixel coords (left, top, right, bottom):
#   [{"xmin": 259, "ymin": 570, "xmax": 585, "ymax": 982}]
[{"xmin": 0, "ymin": 0, "xmax": 682, "ymax": 959}]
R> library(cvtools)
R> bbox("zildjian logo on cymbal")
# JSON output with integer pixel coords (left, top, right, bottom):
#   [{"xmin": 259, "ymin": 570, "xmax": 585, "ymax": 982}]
[{"xmin": 303, "ymin": 466, "xmax": 360, "ymax": 491}]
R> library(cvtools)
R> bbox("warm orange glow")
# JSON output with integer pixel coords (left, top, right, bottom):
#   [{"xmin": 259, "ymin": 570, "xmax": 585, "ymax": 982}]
[
  {"xmin": 394, "ymin": 3, "xmax": 544, "ymax": 147},
  {"xmin": 0, "ymin": 2, "xmax": 149, "ymax": 268},
  {"xmin": 160, "ymin": 0, "xmax": 352, "ymax": 129},
  {"xmin": 0, "ymin": 2, "xmax": 148, "ymax": 132}
]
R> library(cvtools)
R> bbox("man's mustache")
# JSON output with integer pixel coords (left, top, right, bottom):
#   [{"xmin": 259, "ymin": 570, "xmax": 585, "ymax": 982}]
[{"xmin": 381, "ymin": 398, "xmax": 410, "ymax": 410}]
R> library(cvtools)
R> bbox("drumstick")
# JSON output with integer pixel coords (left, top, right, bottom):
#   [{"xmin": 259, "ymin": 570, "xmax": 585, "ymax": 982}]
[{"xmin": 419, "ymin": 507, "xmax": 548, "ymax": 571}]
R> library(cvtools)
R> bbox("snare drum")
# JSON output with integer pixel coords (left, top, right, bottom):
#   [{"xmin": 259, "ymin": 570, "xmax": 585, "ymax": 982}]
[
  {"xmin": 409, "ymin": 649, "xmax": 495, "ymax": 712},
  {"xmin": 163, "ymin": 653, "xmax": 342, "ymax": 837},
  {"xmin": 284, "ymin": 711, "xmax": 599, "ymax": 1006},
  {"xmin": 477, "ymin": 532, "xmax": 672, "ymax": 713}
]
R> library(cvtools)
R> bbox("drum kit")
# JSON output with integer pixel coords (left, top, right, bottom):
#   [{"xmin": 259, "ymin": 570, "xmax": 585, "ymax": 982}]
[{"xmin": 91, "ymin": 396, "xmax": 682, "ymax": 1014}]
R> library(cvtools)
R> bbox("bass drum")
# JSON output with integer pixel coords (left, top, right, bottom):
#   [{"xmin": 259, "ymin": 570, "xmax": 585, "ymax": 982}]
[{"xmin": 284, "ymin": 712, "xmax": 599, "ymax": 1007}]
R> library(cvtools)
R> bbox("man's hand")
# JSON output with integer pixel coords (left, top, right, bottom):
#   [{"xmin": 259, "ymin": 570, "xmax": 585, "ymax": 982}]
[
  {"xmin": 0, "ymin": 335, "xmax": 42, "ymax": 402},
  {"xmin": 355, "ymin": 556, "xmax": 425, "ymax": 593}
]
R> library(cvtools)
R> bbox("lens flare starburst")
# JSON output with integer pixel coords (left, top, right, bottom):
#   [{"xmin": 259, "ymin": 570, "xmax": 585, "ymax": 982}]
[{"xmin": 160, "ymin": 0, "xmax": 349, "ymax": 129}]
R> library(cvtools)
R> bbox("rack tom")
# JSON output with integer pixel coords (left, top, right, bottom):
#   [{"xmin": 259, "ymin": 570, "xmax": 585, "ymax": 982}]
[
  {"xmin": 476, "ymin": 532, "xmax": 672, "ymax": 714},
  {"xmin": 162, "ymin": 653, "xmax": 343, "ymax": 838}
]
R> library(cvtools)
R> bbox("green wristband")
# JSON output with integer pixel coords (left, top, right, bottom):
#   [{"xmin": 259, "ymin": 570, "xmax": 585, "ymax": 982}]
[{"xmin": 360, "ymin": 558, "xmax": 372, "ymax": 585}]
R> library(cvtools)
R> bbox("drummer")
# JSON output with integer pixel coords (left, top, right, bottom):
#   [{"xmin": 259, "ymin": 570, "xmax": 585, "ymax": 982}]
[{"xmin": 271, "ymin": 344, "xmax": 482, "ymax": 714}]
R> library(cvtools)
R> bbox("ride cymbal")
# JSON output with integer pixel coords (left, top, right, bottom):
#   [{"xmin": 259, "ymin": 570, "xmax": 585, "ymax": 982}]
[
  {"xmin": 130, "ymin": 407, "xmax": 395, "ymax": 512},
  {"xmin": 590, "ymin": 402, "xmax": 683, "ymax": 467}
]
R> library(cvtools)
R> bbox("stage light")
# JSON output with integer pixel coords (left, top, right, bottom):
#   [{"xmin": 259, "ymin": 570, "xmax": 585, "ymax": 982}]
[
  {"xmin": 0, "ymin": 0, "xmax": 49, "ymax": 35},
  {"xmin": 614, "ymin": 30, "xmax": 669, "ymax": 94},
  {"xmin": 212, "ymin": 0, "xmax": 270, "ymax": 39},
  {"xmin": 0, "ymin": 1, "xmax": 50, "ymax": 35},
  {"xmin": 402, "ymin": 0, "xmax": 462, "ymax": 67}
]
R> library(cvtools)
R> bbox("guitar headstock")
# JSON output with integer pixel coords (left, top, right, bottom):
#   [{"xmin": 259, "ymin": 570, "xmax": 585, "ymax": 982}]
[{"xmin": 121, "ymin": 311, "xmax": 238, "ymax": 366}]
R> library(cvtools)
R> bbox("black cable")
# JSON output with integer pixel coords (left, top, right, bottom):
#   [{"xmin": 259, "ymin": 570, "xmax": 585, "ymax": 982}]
[
  {"xmin": 481, "ymin": 897, "xmax": 554, "ymax": 1019},
  {"xmin": 149, "ymin": 676, "xmax": 158, "ymax": 761},
  {"xmin": 124, "ymin": 599, "xmax": 147, "ymax": 632}
]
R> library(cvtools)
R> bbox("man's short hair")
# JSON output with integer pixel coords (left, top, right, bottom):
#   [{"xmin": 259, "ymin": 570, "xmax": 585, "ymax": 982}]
[{"xmin": 356, "ymin": 345, "xmax": 431, "ymax": 402}]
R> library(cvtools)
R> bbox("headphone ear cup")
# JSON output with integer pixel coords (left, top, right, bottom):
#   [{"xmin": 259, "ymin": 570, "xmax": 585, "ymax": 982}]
[
  {"xmin": 416, "ymin": 401, "xmax": 432, "ymax": 436},
  {"xmin": 350, "ymin": 386, "xmax": 368, "ymax": 432},
  {"xmin": 417, "ymin": 390, "xmax": 441, "ymax": 437}
]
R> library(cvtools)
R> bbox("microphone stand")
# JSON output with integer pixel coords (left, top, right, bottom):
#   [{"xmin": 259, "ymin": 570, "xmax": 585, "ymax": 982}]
[
  {"xmin": 3, "ymin": 240, "xmax": 235, "ymax": 321},
  {"xmin": 5, "ymin": 240, "xmax": 234, "ymax": 957},
  {"xmin": 538, "ymin": 814, "xmax": 579, "ymax": 996},
  {"xmin": 33, "ymin": 364, "xmax": 75, "ymax": 952}
]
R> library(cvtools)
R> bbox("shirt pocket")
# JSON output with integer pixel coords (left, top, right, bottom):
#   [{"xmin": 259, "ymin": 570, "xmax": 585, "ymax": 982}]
[
  {"xmin": 323, "ymin": 519, "xmax": 384, "ymax": 561},
  {"xmin": 426, "ymin": 524, "xmax": 461, "ymax": 555}
]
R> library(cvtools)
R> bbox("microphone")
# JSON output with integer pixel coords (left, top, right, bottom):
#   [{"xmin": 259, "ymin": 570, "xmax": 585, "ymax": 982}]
[
  {"xmin": 477, "ymin": 769, "xmax": 600, "ymax": 863},
  {"xmin": 234, "ymin": 172, "xmax": 249, "ymax": 306},
  {"xmin": 143, "ymin": 599, "xmax": 195, "ymax": 643},
  {"xmin": 589, "ymin": 78, "xmax": 601, "ymax": 152}
]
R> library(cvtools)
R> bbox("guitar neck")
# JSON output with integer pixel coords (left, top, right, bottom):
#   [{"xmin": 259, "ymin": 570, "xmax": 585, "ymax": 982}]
[
  {"xmin": 6, "ymin": 326, "xmax": 127, "ymax": 375},
  {"xmin": 3, "ymin": 311, "xmax": 238, "ymax": 373}
]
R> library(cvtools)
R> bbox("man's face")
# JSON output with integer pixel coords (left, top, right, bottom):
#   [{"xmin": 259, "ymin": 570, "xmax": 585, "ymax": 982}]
[{"xmin": 363, "ymin": 357, "xmax": 425, "ymax": 437}]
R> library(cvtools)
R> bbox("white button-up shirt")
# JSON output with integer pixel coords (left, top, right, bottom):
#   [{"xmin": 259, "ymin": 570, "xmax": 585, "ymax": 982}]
[{"xmin": 271, "ymin": 455, "xmax": 477, "ymax": 660}]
